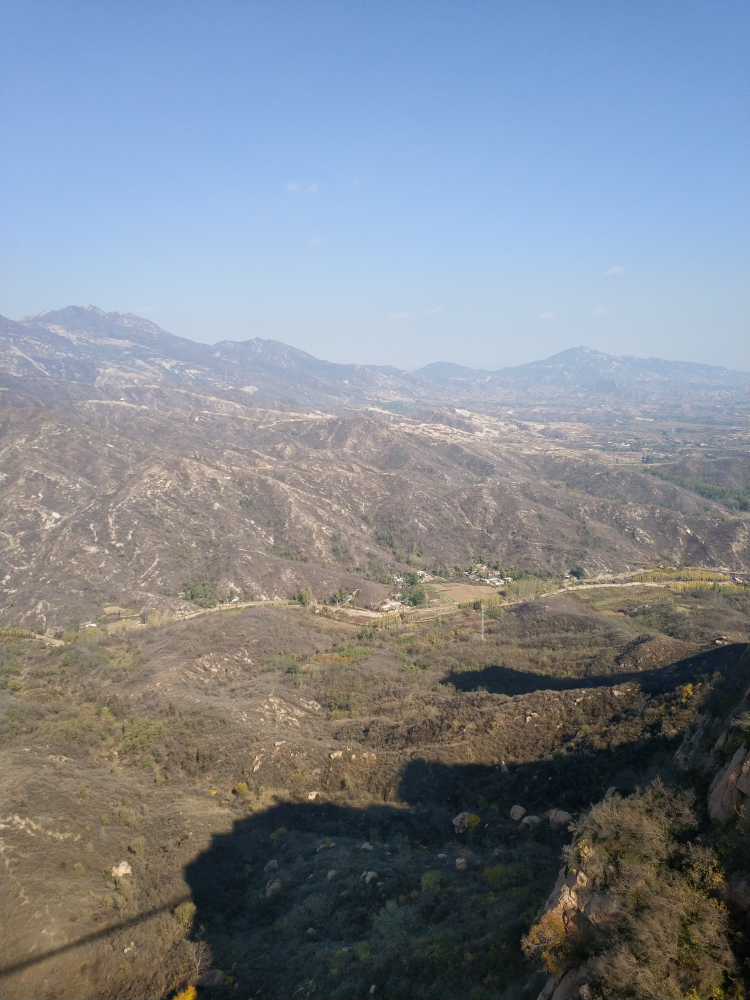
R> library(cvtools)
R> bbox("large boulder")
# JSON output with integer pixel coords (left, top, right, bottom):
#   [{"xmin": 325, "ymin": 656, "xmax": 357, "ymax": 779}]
[
  {"xmin": 548, "ymin": 809, "xmax": 573, "ymax": 831},
  {"xmin": 452, "ymin": 811, "xmax": 480, "ymax": 833},
  {"xmin": 197, "ymin": 969, "xmax": 224, "ymax": 988},
  {"xmin": 724, "ymin": 871, "xmax": 750, "ymax": 913},
  {"xmin": 510, "ymin": 804, "xmax": 526, "ymax": 821},
  {"xmin": 452, "ymin": 812, "xmax": 470, "ymax": 833}
]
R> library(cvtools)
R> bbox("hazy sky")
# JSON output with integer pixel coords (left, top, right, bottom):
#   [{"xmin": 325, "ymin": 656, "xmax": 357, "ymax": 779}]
[{"xmin": 2, "ymin": 1, "xmax": 748, "ymax": 371}]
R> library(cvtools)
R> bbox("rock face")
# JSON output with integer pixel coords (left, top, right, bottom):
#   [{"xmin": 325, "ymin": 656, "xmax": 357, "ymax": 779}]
[
  {"xmin": 708, "ymin": 745, "xmax": 750, "ymax": 823},
  {"xmin": 532, "ymin": 862, "xmax": 618, "ymax": 1000}
]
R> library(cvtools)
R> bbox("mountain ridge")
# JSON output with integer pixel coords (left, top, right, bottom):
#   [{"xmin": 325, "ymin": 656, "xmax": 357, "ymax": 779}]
[
  {"xmin": 2, "ymin": 303, "xmax": 747, "ymax": 632},
  {"xmin": 4, "ymin": 306, "xmax": 746, "ymax": 414}
]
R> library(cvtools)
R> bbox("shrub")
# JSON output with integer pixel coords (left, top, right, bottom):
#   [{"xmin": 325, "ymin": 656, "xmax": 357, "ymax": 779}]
[
  {"xmin": 173, "ymin": 901, "xmax": 197, "ymax": 936},
  {"xmin": 482, "ymin": 866, "xmax": 504, "ymax": 884},
  {"xmin": 296, "ymin": 587, "xmax": 314, "ymax": 606},
  {"xmin": 420, "ymin": 871, "xmax": 443, "ymax": 891},
  {"xmin": 376, "ymin": 529, "xmax": 395, "ymax": 550},
  {"xmin": 406, "ymin": 585, "xmax": 427, "ymax": 607},
  {"xmin": 120, "ymin": 718, "xmax": 163, "ymax": 755},
  {"xmin": 181, "ymin": 580, "xmax": 217, "ymax": 607},
  {"xmin": 234, "ymin": 782, "xmax": 248, "ymax": 797},
  {"xmin": 239, "ymin": 496, "xmax": 256, "ymax": 509},
  {"xmin": 72, "ymin": 862, "xmax": 86, "ymax": 877},
  {"xmin": 267, "ymin": 544, "xmax": 298, "ymax": 561},
  {"xmin": 174, "ymin": 987, "xmax": 197, "ymax": 1000},
  {"xmin": 128, "ymin": 836, "xmax": 146, "ymax": 856}
]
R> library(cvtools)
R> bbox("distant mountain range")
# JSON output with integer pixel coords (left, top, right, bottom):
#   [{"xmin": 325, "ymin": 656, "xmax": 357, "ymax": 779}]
[
  {"xmin": 2, "ymin": 305, "xmax": 748, "ymax": 631},
  {"xmin": 2, "ymin": 305, "xmax": 747, "ymax": 419}
]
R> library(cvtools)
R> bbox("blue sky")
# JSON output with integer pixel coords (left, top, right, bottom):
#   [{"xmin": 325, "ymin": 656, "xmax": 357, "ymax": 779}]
[{"xmin": 2, "ymin": 1, "xmax": 748, "ymax": 371}]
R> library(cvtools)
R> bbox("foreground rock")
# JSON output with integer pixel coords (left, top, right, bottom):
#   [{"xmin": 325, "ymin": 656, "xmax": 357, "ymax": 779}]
[{"xmin": 708, "ymin": 745, "xmax": 750, "ymax": 823}]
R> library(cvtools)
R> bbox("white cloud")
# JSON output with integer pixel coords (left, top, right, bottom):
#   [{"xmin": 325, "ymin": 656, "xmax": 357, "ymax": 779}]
[
  {"xmin": 425, "ymin": 305, "xmax": 445, "ymax": 318},
  {"xmin": 287, "ymin": 181, "xmax": 300, "ymax": 192},
  {"xmin": 387, "ymin": 311, "xmax": 410, "ymax": 321},
  {"xmin": 605, "ymin": 265, "xmax": 624, "ymax": 277},
  {"xmin": 592, "ymin": 307, "xmax": 612, "ymax": 318},
  {"xmin": 310, "ymin": 236, "xmax": 324, "ymax": 247},
  {"xmin": 308, "ymin": 182, "xmax": 318, "ymax": 193},
  {"xmin": 535, "ymin": 311, "xmax": 555, "ymax": 321}
]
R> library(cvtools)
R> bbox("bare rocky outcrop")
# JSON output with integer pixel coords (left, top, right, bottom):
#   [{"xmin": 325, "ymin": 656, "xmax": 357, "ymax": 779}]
[
  {"xmin": 708, "ymin": 745, "xmax": 750, "ymax": 823},
  {"xmin": 526, "ymin": 780, "xmax": 740, "ymax": 1000},
  {"xmin": 537, "ymin": 969, "xmax": 590, "ymax": 1000}
]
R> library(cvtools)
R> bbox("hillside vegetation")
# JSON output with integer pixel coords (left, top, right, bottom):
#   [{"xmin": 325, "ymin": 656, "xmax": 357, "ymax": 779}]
[{"xmin": 1, "ymin": 583, "xmax": 747, "ymax": 999}]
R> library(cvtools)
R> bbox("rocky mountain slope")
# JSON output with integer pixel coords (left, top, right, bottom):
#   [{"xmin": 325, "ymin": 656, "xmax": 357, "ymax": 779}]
[
  {"xmin": 1, "ymin": 307, "xmax": 748, "ymax": 632},
  {"xmin": 4, "ymin": 305, "xmax": 748, "ymax": 419},
  {"xmin": 1, "ymin": 390, "xmax": 747, "ymax": 633}
]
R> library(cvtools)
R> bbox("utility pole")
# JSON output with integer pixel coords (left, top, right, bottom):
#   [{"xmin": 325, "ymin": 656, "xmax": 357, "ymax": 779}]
[{"xmin": 481, "ymin": 602, "xmax": 485, "ymax": 640}]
